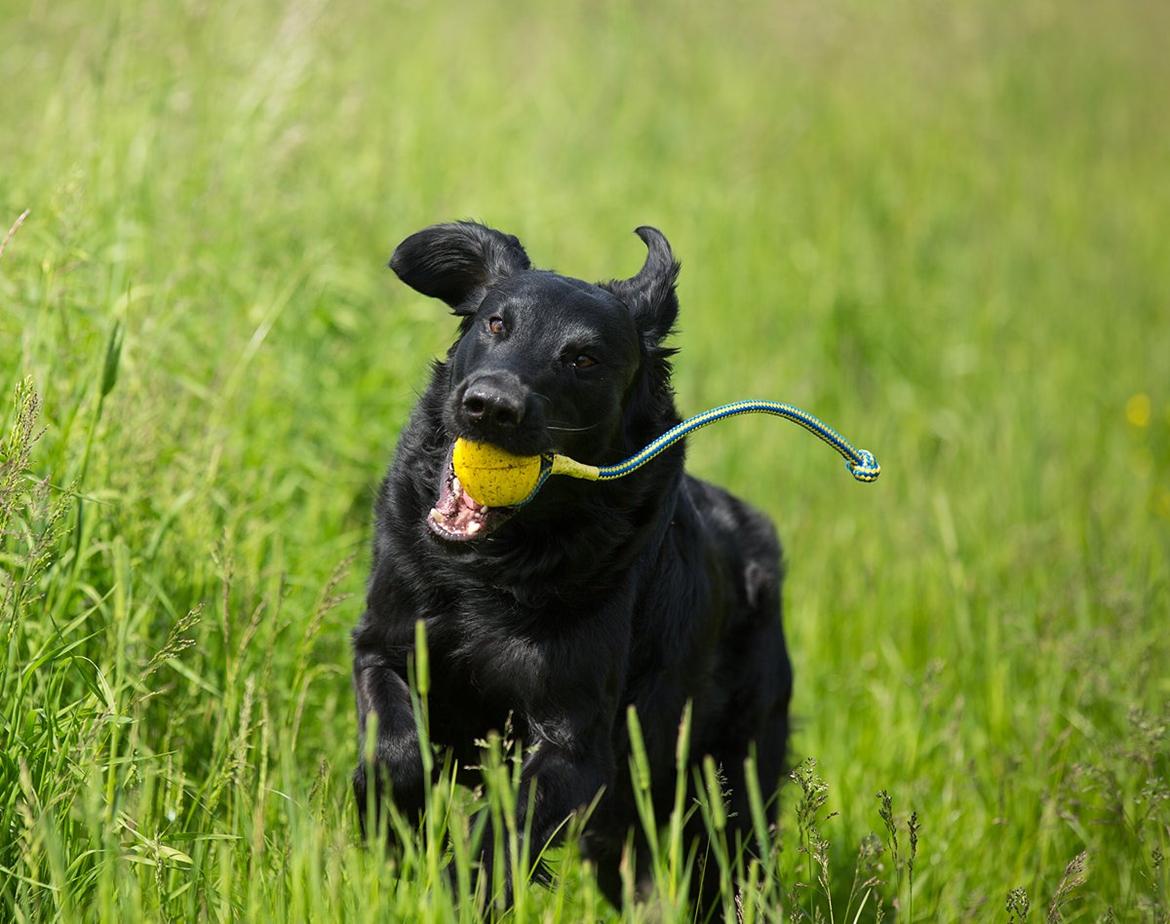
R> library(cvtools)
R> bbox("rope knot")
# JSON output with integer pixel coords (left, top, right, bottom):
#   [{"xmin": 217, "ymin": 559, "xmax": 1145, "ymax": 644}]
[{"xmin": 847, "ymin": 449, "xmax": 881, "ymax": 483}]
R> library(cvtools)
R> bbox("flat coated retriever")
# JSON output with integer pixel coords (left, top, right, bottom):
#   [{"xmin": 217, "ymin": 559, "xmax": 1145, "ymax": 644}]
[{"xmin": 352, "ymin": 221, "xmax": 793, "ymax": 909}]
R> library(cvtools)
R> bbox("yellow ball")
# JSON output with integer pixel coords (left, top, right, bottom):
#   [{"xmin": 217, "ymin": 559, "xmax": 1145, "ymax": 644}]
[{"xmin": 452, "ymin": 439, "xmax": 542, "ymax": 507}]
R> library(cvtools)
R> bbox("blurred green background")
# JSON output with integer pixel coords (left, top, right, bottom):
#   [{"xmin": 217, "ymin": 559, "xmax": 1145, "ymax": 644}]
[{"xmin": 2, "ymin": 0, "xmax": 1168, "ymax": 919}]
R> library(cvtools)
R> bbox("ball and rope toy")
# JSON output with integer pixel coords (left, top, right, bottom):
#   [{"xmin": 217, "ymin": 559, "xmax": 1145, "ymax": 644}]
[{"xmin": 453, "ymin": 399, "xmax": 880, "ymax": 509}]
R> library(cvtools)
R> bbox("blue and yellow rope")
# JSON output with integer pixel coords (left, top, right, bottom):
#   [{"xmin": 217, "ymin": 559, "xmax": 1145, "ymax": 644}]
[{"xmin": 523, "ymin": 399, "xmax": 880, "ymax": 504}]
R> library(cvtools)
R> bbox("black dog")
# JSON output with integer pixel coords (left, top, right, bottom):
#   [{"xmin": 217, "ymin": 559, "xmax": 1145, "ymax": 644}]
[{"xmin": 352, "ymin": 221, "xmax": 793, "ymax": 908}]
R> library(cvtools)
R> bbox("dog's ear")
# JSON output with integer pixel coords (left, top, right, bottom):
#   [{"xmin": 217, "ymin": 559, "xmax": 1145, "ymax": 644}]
[
  {"xmin": 389, "ymin": 221, "xmax": 531, "ymax": 314},
  {"xmin": 603, "ymin": 226, "xmax": 680, "ymax": 345}
]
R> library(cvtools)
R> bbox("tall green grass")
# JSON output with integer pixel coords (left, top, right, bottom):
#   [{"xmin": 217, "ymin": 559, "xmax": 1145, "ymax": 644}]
[{"xmin": 2, "ymin": 0, "xmax": 1168, "ymax": 919}]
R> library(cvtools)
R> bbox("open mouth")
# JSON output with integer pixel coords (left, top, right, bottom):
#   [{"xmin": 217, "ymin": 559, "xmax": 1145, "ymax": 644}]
[{"xmin": 427, "ymin": 444, "xmax": 516, "ymax": 542}]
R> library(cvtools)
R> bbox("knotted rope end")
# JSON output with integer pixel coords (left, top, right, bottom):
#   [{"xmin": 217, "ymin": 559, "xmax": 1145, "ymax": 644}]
[{"xmin": 847, "ymin": 449, "xmax": 881, "ymax": 483}]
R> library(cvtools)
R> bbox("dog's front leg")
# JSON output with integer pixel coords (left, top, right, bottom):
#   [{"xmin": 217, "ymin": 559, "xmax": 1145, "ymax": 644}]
[
  {"xmin": 352, "ymin": 642, "xmax": 426, "ymax": 840},
  {"xmin": 481, "ymin": 711, "xmax": 616, "ymax": 906}
]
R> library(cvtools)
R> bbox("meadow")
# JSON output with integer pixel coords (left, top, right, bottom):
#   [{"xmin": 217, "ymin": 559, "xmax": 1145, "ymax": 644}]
[{"xmin": 2, "ymin": 0, "xmax": 1168, "ymax": 920}]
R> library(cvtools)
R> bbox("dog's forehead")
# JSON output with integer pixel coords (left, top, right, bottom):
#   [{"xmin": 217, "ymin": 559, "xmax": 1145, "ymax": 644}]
[{"xmin": 489, "ymin": 272, "xmax": 628, "ymax": 323}]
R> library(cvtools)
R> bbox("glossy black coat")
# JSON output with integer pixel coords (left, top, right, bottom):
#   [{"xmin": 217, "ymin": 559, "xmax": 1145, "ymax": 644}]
[{"xmin": 352, "ymin": 222, "xmax": 793, "ymax": 908}]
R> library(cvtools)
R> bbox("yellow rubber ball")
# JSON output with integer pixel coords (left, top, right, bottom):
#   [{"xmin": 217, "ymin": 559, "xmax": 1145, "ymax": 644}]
[{"xmin": 452, "ymin": 439, "xmax": 542, "ymax": 507}]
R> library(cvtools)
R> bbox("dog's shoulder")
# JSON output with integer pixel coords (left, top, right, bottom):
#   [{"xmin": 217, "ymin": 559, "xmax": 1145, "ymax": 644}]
[
  {"xmin": 678, "ymin": 473, "xmax": 784, "ymax": 615},
  {"xmin": 681, "ymin": 474, "xmax": 781, "ymax": 556}
]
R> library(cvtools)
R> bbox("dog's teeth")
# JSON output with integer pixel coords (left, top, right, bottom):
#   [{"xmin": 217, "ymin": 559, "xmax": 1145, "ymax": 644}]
[
  {"xmin": 466, "ymin": 520, "xmax": 482, "ymax": 535},
  {"xmin": 452, "ymin": 476, "xmax": 462, "ymax": 495},
  {"xmin": 429, "ymin": 508, "xmax": 442, "ymax": 522}
]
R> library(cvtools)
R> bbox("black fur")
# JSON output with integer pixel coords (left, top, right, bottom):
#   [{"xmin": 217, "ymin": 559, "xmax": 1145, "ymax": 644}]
[{"xmin": 352, "ymin": 221, "xmax": 793, "ymax": 909}]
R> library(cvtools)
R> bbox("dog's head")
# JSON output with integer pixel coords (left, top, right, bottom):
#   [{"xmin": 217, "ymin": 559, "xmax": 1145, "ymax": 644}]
[{"xmin": 390, "ymin": 221, "xmax": 680, "ymax": 543}]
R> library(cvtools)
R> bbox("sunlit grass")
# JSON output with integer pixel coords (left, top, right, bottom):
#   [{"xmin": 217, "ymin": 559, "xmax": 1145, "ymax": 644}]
[{"xmin": 2, "ymin": 0, "xmax": 1168, "ymax": 919}]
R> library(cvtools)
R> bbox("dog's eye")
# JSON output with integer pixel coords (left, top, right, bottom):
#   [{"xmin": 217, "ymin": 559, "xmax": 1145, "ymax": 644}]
[
  {"xmin": 572, "ymin": 354, "xmax": 598, "ymax": 369},
  {"xmin": 487, "ymin": 316, "xmax": 505, "ymax": 335}
]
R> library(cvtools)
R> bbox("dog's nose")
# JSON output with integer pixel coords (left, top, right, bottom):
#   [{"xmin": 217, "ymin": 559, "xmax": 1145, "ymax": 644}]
[{"xmin": 462, "ymin": 380, "xmax": 526, "ymax": 429}]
